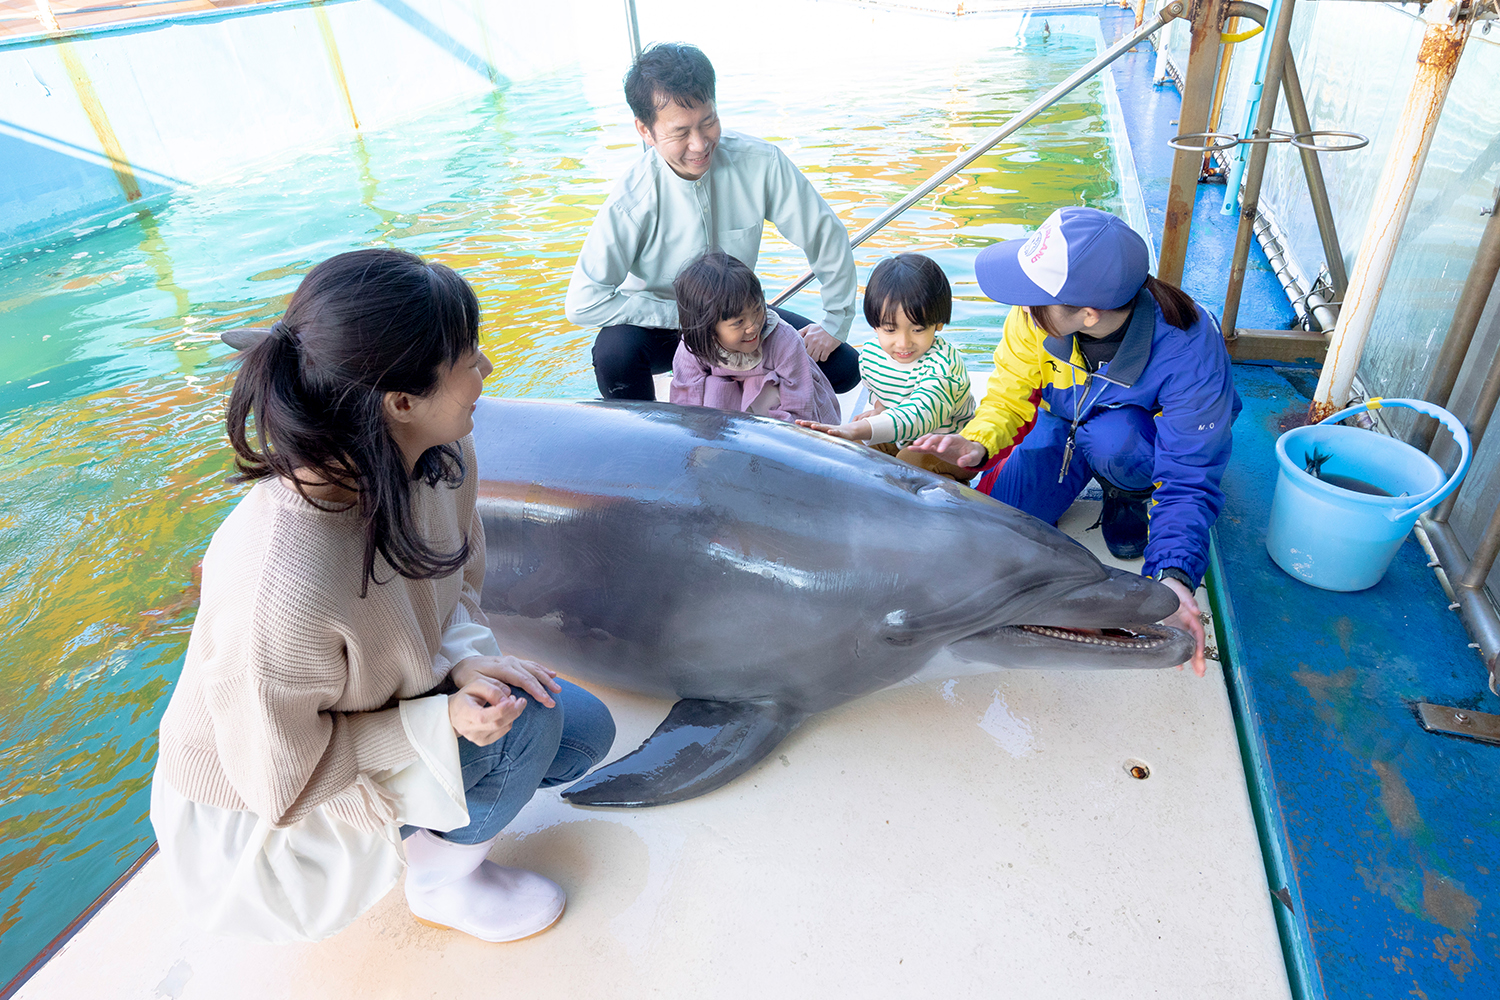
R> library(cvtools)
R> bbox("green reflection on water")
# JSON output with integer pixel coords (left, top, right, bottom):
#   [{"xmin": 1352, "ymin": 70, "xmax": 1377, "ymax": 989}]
[{"xmin": 0, "ymin": 29, "xmax": 1123, "ymax": 978}]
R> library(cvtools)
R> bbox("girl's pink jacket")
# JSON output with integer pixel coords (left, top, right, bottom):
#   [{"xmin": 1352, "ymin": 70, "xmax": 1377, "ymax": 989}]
[{"xmin": 669, "ymin": 314, "xmax": 841, "ymax": 424}]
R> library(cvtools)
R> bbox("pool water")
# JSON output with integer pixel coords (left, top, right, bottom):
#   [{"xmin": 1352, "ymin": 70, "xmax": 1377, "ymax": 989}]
[{"xmin": 0, "ymin": 20, "xmax": 1132, "ymax": 980}]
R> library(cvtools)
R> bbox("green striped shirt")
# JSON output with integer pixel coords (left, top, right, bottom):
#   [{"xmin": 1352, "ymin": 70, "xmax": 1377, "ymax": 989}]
[{"xmin": 858, "ymin": 336, "xmax": 976, "ymax": 446}]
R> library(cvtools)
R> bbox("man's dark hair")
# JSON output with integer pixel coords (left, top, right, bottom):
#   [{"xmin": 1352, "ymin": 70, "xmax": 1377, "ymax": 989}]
[
  {"xmin": 674, "ymin": 251, "xmax": 764, "ymax": 363},
  {"xmin": 864, "ymin": 254, "xmax": 953, "ymax": 331},
  {"xmin": 625, "ymin": 43, "xmax": 716, "ymax": 130}
]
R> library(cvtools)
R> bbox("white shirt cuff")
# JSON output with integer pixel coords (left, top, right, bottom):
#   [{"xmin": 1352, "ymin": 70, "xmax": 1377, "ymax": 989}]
[
  {"xmin": 433, "ymin": 620, "xmax": 502, "ymax": 680},
  {"xmin": 866, "ymin": 412, "xmax": 898, "ymax": 445}
]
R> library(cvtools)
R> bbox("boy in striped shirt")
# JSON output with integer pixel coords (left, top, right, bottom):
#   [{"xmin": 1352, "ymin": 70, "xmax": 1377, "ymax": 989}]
[{"xmin": 798, "ymin": 254, "xmax": 976, "ymax": 481}]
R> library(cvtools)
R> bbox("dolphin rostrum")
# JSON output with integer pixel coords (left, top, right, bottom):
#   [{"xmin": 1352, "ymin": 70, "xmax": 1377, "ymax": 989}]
[{"xmin": 470, "ymin": 398, "xmax": 1192, "ymax": 808}]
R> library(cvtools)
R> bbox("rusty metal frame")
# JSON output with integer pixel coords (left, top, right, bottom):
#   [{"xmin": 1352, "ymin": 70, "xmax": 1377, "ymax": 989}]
[
  {"xmin": 1416, "ymin": 702, "xmax": 1500, "ymax": 745},
  {"xmin": 1309, "ymin": 0, "xmax": 1474, "ymax": 421},
  {"xmin": 1415, "ymin": 189, "xmax": 1500, "ymax": 450},
  {"xmin": 1158, "ymin": 0, "xmax": 1229, "ymax": 286},
  {"xmin": 1217, "ymin": 0, "xmax": 1297, "ymax": 337},
  {"xmin": 771, "ymin": 2, "xmax": 1186, "ymax": 307},
  {"xmin": 1415, "ymin": 190, "xmax": 1500, "ymax": 695}
]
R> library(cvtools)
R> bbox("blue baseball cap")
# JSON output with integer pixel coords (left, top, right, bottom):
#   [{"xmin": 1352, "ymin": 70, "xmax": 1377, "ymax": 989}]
[{"xmin": 974, "ymin": 207, "xmax": 1149, "ymax": 310}]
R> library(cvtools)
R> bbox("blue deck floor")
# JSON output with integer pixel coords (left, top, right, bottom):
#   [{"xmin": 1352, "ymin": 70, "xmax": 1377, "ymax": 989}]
[
  {"xmin": 1097, "ymin": 8, "xmax": 1500, "ymax": 998},
  {"xmin": 1212, "ymin": 365, "xmax": 1500, "ymax": 999}
]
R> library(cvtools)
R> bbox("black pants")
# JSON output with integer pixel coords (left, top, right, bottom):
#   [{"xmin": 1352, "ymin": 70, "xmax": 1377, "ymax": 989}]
[{"xmin": 591, "ymin": 307, "xmax": 862, "ymax": 400}]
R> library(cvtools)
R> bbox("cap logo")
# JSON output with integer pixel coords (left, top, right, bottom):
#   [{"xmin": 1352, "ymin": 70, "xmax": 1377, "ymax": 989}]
[{"xmin": 1018, "ymin": 212, "xmax": 1070, "ymax": 298}]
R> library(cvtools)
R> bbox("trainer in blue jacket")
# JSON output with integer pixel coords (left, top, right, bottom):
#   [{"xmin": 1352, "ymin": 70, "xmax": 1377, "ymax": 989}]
[{"xmin": 908, "ymin": 207, "xmax": 1241, "ymax": 676}]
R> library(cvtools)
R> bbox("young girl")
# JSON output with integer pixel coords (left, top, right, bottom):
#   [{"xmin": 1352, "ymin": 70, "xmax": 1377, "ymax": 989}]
[
  {"xmin": 669, "ymin": 250, "xmax": 841, "ymax": 424},
  {"xmin": 906, "ymin": 206, "xmax": 1242, "ymax": 677},
  {"xmin": 151, "ymin": 249, "xmax": 615, "ymax": 944},
  {"xmin": 796, "ymin": 253, "xmax": 976, "ymax": 481}
]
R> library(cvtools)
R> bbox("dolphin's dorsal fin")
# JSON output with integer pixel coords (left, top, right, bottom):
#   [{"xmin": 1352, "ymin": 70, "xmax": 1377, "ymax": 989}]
[{"xmin": 562, "ymin": 698, "xmax": 804, "ymax": 808}]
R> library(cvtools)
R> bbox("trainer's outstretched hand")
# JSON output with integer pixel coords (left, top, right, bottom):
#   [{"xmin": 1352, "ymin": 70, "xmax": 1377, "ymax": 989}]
[
  {"xmin": 906, "ymin": 433, "xmax": 987, "ymax": 468},
  {"xmin": 1159, "ymin": 577, "xmax": 1208, "ymax": 677}
]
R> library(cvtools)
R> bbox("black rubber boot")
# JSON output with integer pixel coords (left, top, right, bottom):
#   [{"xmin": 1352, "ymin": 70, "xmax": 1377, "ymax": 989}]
[{"xmin": 1098, "ymin": 481, "xmax": 1154, "ymax": 559}]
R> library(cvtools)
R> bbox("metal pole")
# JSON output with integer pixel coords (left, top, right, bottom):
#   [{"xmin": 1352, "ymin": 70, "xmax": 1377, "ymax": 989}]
[
  {"xmin": 1224, "ymin": 2, "xmax": 1348, "ymax": 302},
  {"xmin": 1421, "ymin": 518, "xmax": 1500, "ymax": 695},
  {"xmin": 1158, "ymin": 0, "xmax": 1229, "ymax": 286},
  {"xmin": 1415, "ymin": 188, "xmax": 1500, "ymax": 450},
  {"xmin": 1432, "ymin": 338, "xmax": 1500, "ymax": 522},
  {"xmin": 623, "ymin": 0, "xmax": 642, "ymax": 61},
  {"xmin": 1309, "ymin": 0, "xmax": 1473, "ymax": 423},
  {"xmin": 1279, "ymin": 53, "xmax": 1347, "ymax": 297},
  {"xmin": 1463, "ymin": 503, "xmax": 1500, "ymax": 590},
  {"xmin": 1206, "ymin": 13, "xmax": 1243, "ymax": 141},
  {"xmin": 34, "ymin": 0, "xmax": 60, "ymax": 31},
  {"xmin": 772, "ymin": 2, "xmax": 1185, "ymax": 307},
  {"xmin": 1218, "ymin": 0, "xmax": 1297, "ymax": 338}
]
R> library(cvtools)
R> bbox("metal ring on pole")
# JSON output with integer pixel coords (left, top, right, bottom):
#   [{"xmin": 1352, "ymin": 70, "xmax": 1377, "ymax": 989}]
[
  {"xmin": 1236, "ymin": 128, "xmax": 1296, "ymax": 145},
  {"xmin": 1289, "ymin": 130, "xmax": 1370, "ymax": 153},
  {"xmin": 1166, "ymin": 131, "xmax": 1242, "ymax": 153}
]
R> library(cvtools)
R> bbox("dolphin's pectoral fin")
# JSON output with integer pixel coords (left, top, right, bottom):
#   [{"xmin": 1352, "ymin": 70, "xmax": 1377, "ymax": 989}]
[{"xmin": 561, "ymin": 698, "xmax": 804, "ymax": 808}]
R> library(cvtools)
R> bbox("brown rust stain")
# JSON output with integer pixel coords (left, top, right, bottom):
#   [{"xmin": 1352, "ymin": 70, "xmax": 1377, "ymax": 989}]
[
  {"xmin": 313, "ymin": 3, "xmax": 361, "ymax": 131},
  {"xmin": 1432, "ymin": 930, "xmax": 1477, "ymax": 982},
  {"xmin": 1372, "ymin": 759, "xmax": 1421, "ymax": 837},
  {"xmin": 1414, "ymin": 22, "xmax": 1469, "ymax": 77},
  {"xmin": 1424, "ymin": 866, "xmax": 1479, "ymax": 934},
  {"xmin": 55, "ymin": 42, "xmax": 141, "ymax": 202},
  {"xmin": 1311, "ymin": 22, "xmax": 1468, "ymax": 426},
  {"xmin": 1306, "ymin": 399, "xmax": 1339, "ymax": 424}
]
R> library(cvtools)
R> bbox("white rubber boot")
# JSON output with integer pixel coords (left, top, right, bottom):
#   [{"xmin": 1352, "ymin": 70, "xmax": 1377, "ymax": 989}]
[{"xmin": 402, "ymin": 829, "xmax": 565, "ymax": 942}]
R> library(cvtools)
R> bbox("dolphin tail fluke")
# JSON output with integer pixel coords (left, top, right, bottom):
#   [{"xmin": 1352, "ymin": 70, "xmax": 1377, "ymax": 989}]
[{"xmin": 561, "ymin": 698, "xmax": 804, "ymax": 808}]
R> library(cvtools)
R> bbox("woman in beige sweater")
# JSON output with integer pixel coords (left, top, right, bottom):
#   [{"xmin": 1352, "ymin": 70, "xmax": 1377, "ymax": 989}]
[{"xmin": 151, "ymin": 249, "xmax": 615, "ymax": 944}]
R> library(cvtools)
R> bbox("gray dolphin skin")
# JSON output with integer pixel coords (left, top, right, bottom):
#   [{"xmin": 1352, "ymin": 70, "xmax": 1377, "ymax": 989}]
[{"xmin": 469, "ymin": 397, "xmax": 1193, "ymax": 808}]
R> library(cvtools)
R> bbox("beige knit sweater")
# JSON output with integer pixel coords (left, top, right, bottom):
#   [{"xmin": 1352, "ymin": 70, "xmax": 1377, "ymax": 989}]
[{"xmin": 157, "ymin": 438, "xmax": 487, "ymax": 832}]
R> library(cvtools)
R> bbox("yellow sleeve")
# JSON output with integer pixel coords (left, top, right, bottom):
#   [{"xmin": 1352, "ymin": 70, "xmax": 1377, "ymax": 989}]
[{"xmin": 962, "ymin": 306, "xmax": 1048, "ymax": 459}]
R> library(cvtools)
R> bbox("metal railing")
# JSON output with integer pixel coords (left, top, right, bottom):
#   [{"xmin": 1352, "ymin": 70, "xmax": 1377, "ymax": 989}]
[
  {"xmin": 1417, "ymin": 186, "xmax": 1500, "ymax": 696},
  {"xmin": 769, "ymin": 2, "xmax": 1186, "ymax": 307}
]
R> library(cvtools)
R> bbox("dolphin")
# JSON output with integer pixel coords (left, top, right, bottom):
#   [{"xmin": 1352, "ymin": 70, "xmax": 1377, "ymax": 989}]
[{"xmin": 469, "ymin": 397, "xmax": 1193, "ymax": 808}]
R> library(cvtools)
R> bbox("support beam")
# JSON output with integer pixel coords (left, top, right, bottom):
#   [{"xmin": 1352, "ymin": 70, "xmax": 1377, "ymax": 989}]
[
  {"xmin": 1223, "ymin": 328, "xmax": 1328, "ymax": 362},
  {"xmin": 1219, "ymin": 0, "xmax": 1297, "ymax": 337},
  {"xmin": 1415, "ymin": 189, "xmax": 1500, "ymax": 450},
  {"xmin": 1158, "ymin": 0, "xmax": 1229, "ymax": 285},
  {"xmin": 1309, "ymin": 0, "xmax": 1472, "ymax": 422}
]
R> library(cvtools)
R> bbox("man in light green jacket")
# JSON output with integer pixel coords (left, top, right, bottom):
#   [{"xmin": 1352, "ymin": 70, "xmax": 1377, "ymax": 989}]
[{"xmin": 565, "ymin": 42, "xmax": 859, "ymax": 401}]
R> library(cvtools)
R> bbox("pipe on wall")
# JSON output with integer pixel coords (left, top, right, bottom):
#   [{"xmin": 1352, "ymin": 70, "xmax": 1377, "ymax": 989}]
[
  {"xmin": 1309, "ymin": 0, "xmax": 1473, "ymax": 422},
  {"xmin": 1415, "ymin": 188, "xmax": 1500, "ymax": 450}
]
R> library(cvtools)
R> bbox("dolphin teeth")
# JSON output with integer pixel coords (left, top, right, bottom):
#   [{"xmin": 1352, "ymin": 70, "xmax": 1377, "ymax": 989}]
[{"xmin": 1016, "ymin": 624, "xmax": 1168, "ymax": 648}]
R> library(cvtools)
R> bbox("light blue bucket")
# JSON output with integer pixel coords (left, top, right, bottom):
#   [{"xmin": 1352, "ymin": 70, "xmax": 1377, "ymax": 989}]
[{"xmin": 1266, "ymin": 398, "xmax": 1471, "ymax": 592}]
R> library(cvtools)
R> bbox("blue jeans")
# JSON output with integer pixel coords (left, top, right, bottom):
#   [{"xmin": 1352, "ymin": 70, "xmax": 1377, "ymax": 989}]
[
  {"xmin": 979, "ymin": 405, "xmax": 1157, "ymax": 523},
  {"xmin": 430, "ymin": 678, "xmax": 615, "ymax": 845}
]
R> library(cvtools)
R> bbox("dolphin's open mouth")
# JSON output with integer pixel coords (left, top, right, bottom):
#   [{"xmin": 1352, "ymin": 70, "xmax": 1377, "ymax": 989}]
[{"xmin": 1013, "ymin": 623, "xmax": 1177, "ymax": 649}]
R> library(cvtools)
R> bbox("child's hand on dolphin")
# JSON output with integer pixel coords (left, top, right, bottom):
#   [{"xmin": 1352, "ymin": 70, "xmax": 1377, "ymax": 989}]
[
  {"xmin": 453, "ymin": 655, "xmax": 561, "ymax": 708},
  {"xmin": 448, "ymin": 679, "xmax": 526, "ymax": 746},
  {"xmin": 795, "ymin": 420, "xmax": 865, "ymax": 442},
  {"xmin": 1157, "ymin": 577, "xmax": 1207, "ymax": 677},
  {"xmin": 908, "ymin": 433, "xmax": 987, "ymax": 468}
]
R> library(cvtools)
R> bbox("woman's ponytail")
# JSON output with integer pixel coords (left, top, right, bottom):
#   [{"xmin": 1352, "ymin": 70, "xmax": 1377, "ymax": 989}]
[
  {"xmin": 1142, "ymin": 275, "xmax": 1200, "ymax": 332},
  {"xmin": 225, "ymin": 249, "xmax": 479, "ymax": 596}
]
